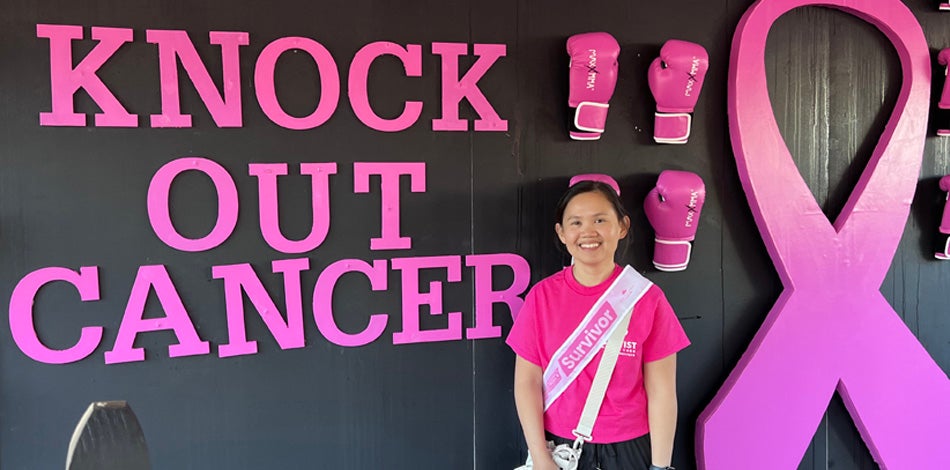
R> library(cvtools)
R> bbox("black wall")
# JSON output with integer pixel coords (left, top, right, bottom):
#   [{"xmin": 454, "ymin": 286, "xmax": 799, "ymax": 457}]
[{"xmin": 0, "ymin": 1, "xmax": 947, "ymax": 469}]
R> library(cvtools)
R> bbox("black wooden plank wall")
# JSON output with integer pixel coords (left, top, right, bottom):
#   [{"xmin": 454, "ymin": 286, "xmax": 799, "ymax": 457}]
[{"xmin": 0, "ymin": 1, "xmax": 947, "ymax": 469}]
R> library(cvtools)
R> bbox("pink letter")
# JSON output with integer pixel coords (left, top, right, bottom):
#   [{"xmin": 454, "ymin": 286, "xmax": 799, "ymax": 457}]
[
  {"xmin": 249, "ymin": 162, "xmax": 337, "ymax": 253},
  {"xmin": 104, "ymin": 265, "xmax": 210, "ymax": 364},
  {"xmin": 255, "ymin": 37, "xmax": 340, "ymax": 130},
  {"xmin": 147, "ymin": 30, "xmax": 249, "ymax": 128},
  {"xmin": 147, "ymin": 157, "xmax": 239, "ymax": 252},
  {"xmin": 313, "ymin": 259, "xmax": 389, "ymax": 347},
  {"xmin": 353, "ymin": 162, "xmax": 426, "ymax": 250},
  {"xmin": 36, "ymin": 24, "xmax": 136, "ymax": 127},
  {"xmin": 212, "ymin": 258, "xmax": 309, "ymax": 357},
  {"xmin": 465, "ymin": 253, "xmax": 531, "ymax": 339},
  {"xmin": 348, "ymin": 42, "xmax": 423, "ymax": 132},
  {"xmin": 431, "ymin": 42, "xmax": 507, "ymax": 132},
  {"xmin": 9, "ymin": 266, "xmax": 102, "ymax": 364},
  {"xmin": 391, "ymin": 255, "xmax": 462, "ymax": 344}
]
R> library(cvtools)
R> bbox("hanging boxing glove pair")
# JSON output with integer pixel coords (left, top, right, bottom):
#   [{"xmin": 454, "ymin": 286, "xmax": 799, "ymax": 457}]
[
  {"xmin": 937, "ymin": 49, "xmax": 950, "ymax": 136},
  {"xmin": 567, "ymin": 33, "xmax": 709, "ymax": 143},
  {"xmin": 927, "ymin": 51, "xmax": 950, "ymax": 258},
  {"xmin": 571, "ymin": 171, "xmax": 707, "ymax": 272}
]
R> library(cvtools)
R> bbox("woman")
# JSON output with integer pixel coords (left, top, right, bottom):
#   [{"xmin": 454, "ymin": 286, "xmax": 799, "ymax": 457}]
[{"xmin": 507, "ymin": 178, "xmax": 689, "ymax": 470}]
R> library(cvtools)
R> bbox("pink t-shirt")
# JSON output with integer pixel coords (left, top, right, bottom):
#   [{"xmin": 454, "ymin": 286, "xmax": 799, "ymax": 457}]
[{"xmin": 507, "ymin": 265, "xmax": 690, "ymax": 443}]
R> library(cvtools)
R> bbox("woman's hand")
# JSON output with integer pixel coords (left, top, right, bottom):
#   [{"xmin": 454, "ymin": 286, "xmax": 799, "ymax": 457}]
[{"xmin": 529, "ymin": 451, "xmax": 560, "ymax": 470}]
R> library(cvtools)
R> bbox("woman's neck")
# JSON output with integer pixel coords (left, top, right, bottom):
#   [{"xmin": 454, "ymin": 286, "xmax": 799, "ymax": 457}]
[{"xmin": 571, "ymin": 263, "xmax": 615, "ymax": 287}]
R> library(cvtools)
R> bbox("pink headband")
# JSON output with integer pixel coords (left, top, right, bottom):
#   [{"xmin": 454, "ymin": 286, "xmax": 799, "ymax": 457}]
[{"xmin": 568, "ymin": 173, "xmax": 620, "ymax": 196}]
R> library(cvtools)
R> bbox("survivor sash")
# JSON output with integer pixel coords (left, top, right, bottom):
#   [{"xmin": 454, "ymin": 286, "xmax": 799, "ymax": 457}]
[{"xmin": 542, "ymin": 265, "xmax": 653, "ymax": 411}]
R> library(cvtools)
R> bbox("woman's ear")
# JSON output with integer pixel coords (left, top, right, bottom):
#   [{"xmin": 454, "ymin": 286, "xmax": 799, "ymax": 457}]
[
  {"xmin": 621, "ymin": 216, "xmax": 631, "ymax": 238},
  {"xmin": 555, "ymin": 223, "xmax": 566, "ymax": 244}
]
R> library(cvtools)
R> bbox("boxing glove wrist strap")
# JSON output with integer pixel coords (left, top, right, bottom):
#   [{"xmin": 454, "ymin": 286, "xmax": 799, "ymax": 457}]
[
  {"xmin": 570, "ymin": 102, "xmax": 610, "ymax": 140},
  {"xmin": 652, "ymin": 239, "xmax": 693, "ymax": 272},
  {"xmin": 654, "ymin": 112, "xmax": 692, "ymax": 144}
]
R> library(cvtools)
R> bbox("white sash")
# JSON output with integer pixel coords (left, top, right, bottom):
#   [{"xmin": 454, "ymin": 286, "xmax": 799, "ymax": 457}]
[{"xmin": 542, "ymin": 265, "xmax": 653, "ymax": 411}]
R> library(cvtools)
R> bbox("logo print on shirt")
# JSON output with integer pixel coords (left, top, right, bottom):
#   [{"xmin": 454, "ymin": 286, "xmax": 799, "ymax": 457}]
[{"xmin": 620, "ymin": 340, "xmax": 637, "ymax": 357}]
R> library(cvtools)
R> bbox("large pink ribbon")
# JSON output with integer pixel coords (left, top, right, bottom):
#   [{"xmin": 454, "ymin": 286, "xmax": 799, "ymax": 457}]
[{"xmin": 697, "ymin": 0, "xmax": 950, "ymax": 468}]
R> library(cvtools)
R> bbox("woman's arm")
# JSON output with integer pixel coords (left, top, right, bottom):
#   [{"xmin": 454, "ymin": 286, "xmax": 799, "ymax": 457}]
[
  {"xmin": 513, "ymin": 355, "xmax": 558, "ymax": 470},
  {"xmin": 644, "ymin": 353, "xmax": 678, "ymax": 468}
]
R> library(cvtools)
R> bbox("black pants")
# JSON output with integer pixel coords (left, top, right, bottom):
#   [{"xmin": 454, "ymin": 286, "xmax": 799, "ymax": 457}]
[{"xmin": 546, "ymin": 432, "xmax": 652, "ymax": 470}]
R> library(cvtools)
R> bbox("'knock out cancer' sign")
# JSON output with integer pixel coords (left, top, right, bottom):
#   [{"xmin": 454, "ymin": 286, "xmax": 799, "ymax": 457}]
[{"xmin": 11, "ymin": 25, "xmax": 529, "ymax": 365}]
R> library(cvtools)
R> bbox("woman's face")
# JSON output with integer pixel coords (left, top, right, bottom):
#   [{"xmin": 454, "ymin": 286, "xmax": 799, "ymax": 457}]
[{"xmin": 555, "ymin": 190, "xmax": 630, "ymax": 273}]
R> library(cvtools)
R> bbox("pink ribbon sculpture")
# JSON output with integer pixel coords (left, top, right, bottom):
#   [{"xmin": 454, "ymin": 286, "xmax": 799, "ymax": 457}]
[{"xmin": 697, "ymin": 0, "xmax": 950, "ymax": 468}]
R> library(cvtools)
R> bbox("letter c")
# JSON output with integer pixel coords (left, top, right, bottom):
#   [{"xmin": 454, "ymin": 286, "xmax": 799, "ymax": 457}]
[
  {"xmin": 9, "ymin": 266, "xmax": 102, "ymax": 364},
  {"xmin": 313, "ymin": 259, "xmax": 389, "ymax": 347}
]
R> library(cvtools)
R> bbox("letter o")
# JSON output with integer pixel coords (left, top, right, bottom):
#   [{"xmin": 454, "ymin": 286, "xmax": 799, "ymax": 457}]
[
  {"xmin": 147, "ymin": 157, "xmax": 239, "ymax": 252},
  {"xmin": 255, "ymin": 37, "xmax": 340, "ymax": 130}
]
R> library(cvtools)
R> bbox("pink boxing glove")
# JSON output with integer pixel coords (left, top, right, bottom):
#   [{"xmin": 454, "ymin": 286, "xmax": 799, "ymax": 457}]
[
  {"xmin": 644, "ymin": 170, "xmax": 706, "ymax": 271},
  {"xmin": 937, "ymin": 49, "xmax": 950, "ymax": 136},
  {"xmin": 567, "ymin": 32, "xmax": 620, "ymax": 140},
  {"xmin": 648, "ymin": 40, "xmax": 709, "ymax": 144},
  {"xmin": 936, "ymin": 175, "xmax": 950, "ymax": 259}
]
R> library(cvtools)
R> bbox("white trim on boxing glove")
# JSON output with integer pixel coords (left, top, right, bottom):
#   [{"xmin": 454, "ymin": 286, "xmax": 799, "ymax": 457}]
[
  {"xmin": 570, "ymin": 132, "xmax": 603, "ymax": 141},
  {"xmin": 935, "ymin": 235, "xmax": 950, "ymax": 260}
]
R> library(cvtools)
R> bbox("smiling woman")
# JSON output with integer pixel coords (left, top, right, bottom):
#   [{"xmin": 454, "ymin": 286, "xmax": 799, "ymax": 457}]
[
  {"xmin": 555, "ymin": 187, "xmax": 630, "ymax": 287},
  {"xmin": 555, "ymin": 180, "xmax": 631, "ymax": 285},
  {"xmin": 508, "ymin": 176, "xmax": 689, "ymax": 470}
]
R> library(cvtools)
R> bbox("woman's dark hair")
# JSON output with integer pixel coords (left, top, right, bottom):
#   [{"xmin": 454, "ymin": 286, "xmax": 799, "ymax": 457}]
[{"xmin": 554, "ymin": 180, "xmax": 631, "ymax": 259}]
